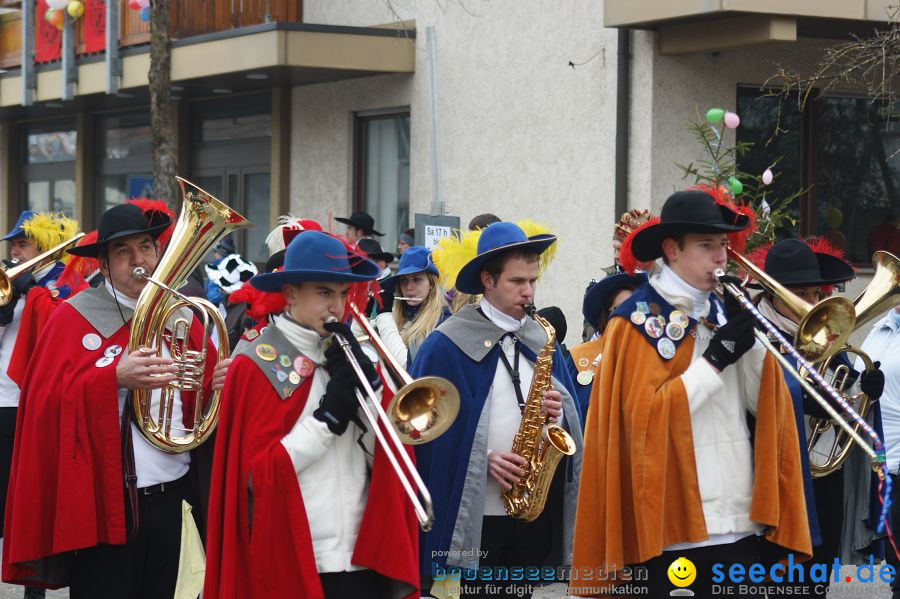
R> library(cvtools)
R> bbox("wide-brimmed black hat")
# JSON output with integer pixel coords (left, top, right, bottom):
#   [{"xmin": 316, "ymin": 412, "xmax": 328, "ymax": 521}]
[
  {"xmin": 583, "ymin": 272, "xmax": 648, "ymax": 327},
  {"xmin": 357, "ymin": 238, "xmax": 394, "ymax": 263},
  {"xmin": 762, "ymin": 238, "xmax": 855, "ymax": 287},
  {"xmin": 335, "ymin": 211, "xmax": 384, "ymax": 237},
  {"xmin": 68, "ymin": 203, "xmax": 170, "ymax": 258},
  {"xmin": 631, "ymin": 190, "xmax": 750, "ymax": 262}
]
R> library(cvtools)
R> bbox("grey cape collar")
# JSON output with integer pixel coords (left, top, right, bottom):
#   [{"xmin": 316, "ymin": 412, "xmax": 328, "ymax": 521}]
[
  {"xmin": 67, "ymin": 286, "xmax": 135, "ymax": 339},
  {"xmin": 435, "ymin": 304, "xmax": 549, "ymax": 361}
]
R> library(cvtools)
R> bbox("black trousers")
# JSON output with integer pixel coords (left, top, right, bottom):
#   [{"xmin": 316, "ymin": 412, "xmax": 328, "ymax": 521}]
[
  {"xmin": 802, "ymin": 471, "xmax": 845, "ymax": 598},
  {"xmin": 0, "ymin": 406, "xmax": 17, "ymax": 529},
  {"xmin": 69, "ymin": 474, "xmax": 195, "ymax": 599},
  {"xmin": 886, "ymin": 472, "xmax": 900, "ymax": 599},
  {"xmin": 640, "ymin": 535, "xmax": 764, "ymax": 599},
  {"xmin": 457, "ymin": 512, "xmax": 552, "ymax": 599},
  {"xmin": 320, "ymin": 570, "xmax": 392, "ymax": 598}
]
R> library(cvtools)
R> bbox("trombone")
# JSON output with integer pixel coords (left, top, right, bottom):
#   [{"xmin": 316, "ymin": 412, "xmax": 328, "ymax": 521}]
[
  {"xmin": 714, "ymin": 261, "xmax": 892, "ymax": 533},
  {"xmin": 327, "ymin": 303, "xmax": 460, "ymax": 531},
  {"xmin": 0, "ymin": 233, "xmax": 86, "ymax": 305}
]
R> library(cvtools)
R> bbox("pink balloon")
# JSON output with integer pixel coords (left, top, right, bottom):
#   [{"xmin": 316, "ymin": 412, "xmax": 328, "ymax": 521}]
[
  {"xmin": 724, "ymin": 111, "xmax": 740, "ymax": 129},
  {"xmin": 762, "ymin": 168, "xmax": 774, "ymax": 185},
  {"xmin": 128, "ymin": 0, "xmax": 141, "ymax": 9}
]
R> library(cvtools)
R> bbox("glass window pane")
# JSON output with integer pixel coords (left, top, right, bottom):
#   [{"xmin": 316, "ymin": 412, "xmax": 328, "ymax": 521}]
[
  {"xmin": 816, "ymin": 97, "xmax": 900, "ymax": 263},
  {"xmin": 243, "ymin": 172, "xmax": 270, "ymax": 263},
  {"xmin": 52, "ymin": 179, "xmax": 75, "ymax": 216},
  {"xmin": 201, "ymin": 114, "xmax": 272, "ymax": 143},
  {"xmin": 362, "ymin": 115, "xmax": 411, "ymax": 248},
  {"xmin": 27, "ymin": 130, "xmax": 77, "ymax": 164},
  {"xmin": 736, "ymin": 89, "xmax": 802, "ymax": 238},
  {"xmin": 26, "ymin": 181, "xmax": 51, "ymax": 212},
  {"xmin": 102, "ymin": 113, "xmax": 151, "ymax": 160},
  {"xmin": 97, "ymin": 174, "xmax": 152, "ymax": 221}
]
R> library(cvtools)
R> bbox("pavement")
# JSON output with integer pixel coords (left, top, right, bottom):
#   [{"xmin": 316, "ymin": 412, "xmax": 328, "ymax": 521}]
[{"xmin": 0, "ymin": 565, "xmax": 891, "ymax": 598}]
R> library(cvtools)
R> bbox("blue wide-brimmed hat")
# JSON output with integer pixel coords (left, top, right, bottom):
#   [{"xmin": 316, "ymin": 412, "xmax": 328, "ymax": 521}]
[
  {"xmin": 381, "ymin": 246, "xmax": 438, "ymax": 292},
  {"xmin": 2, "ymin": 211, "xmax": 36, "ymax": 241},
  {"xmin": 582, "ymin": 272, "xmax": 648, "ymax": 327},
  {"xmin": 250, "ymin": 230, "xmax": 380, "ymax": 291},
  {"xmin": 456, "ymin": 222, "xmax": 556, "ymax": 294}
]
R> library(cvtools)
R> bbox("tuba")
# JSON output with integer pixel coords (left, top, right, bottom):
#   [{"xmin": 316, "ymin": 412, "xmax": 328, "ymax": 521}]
[
  {"xmin": 807, "ymin": 251, "xmax": 899, "ymax": 477},
  {"xmin": 502, "ymin": 305, "xmax": 576, "ymax": 521},
  {"xmin": 129, "ymin": 177, "xmax": 252, "ymax": 453}
]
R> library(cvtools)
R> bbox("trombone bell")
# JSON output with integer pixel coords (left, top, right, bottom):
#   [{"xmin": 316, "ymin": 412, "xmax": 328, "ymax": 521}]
[{"xmin": 388, "ymin": 376, "xmax": 459, "ymax": 444}]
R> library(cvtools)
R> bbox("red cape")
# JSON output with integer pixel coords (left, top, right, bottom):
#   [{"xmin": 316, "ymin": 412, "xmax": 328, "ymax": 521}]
[
  {"xmin": 2, "ymin": 301, "xmax": 213, "ymax": 588},
  {"xmin": 7, "ymin": 286, "xmax": 70, "ymax": 387},
  {"xmin": 204, "ymin": 351, "xmax": 420, "ymax": 599}
]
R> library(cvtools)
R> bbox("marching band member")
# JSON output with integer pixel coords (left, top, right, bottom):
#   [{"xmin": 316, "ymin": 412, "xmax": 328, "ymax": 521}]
[
  {"xmin": 755, "ymin": 238, "xmax": 884, "ymax": 598},
  {"xmin": 410, "ymin": 222, "xmax": 583, "ymax": 599},
  {"xmin": 568, "ymin": 272, "xmax": 646, "ymax": 417},
  {"xmin": 2, "ymin": 203, "xmax": 222, "ymax": 598},
  {"xmin": 0, "ymin": 210, "xmax": 79, "ymax": 599},
  {"xmin": 335, "ymin": 211, "xmax": 384, "ymax": 243},
  {"xmin": 571, "ymin": 187, "xmax": 811, "ymax": 597},
  {"xmin": 204, "ymin": 230, "xmax": 419, "ymax": 599},
  {"xmin": 378, "ymin": 246, "xmax": 450, "ymax": 366}
]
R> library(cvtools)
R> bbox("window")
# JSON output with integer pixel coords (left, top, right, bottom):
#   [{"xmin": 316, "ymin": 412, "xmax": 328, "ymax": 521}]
[
  {"xmin": 95, "ymin": 111, "xmax": 153, "ymax": 220},
  {"xmin": 21, "ymin": 122, "xmax": 77, "ymax": 216},
  {"xmin": 354, "ymin": 111, "xmax": 411, "ymax": 249},
  {"xmin": 737, "ymin": 87, "xmax": 900, "ymax": 264}
]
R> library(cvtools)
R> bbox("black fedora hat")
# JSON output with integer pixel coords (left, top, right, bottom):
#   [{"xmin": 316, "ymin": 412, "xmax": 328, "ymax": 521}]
[
  {"xmin": 335, "ymin": 211, "xmax": 384, "ymax": 237},
  {"xmin": 68, "ymin": 204, "xmax": 170, "ymax": 258},
  {"xmin": 357, "ymin": 238, "xmax": 394, "ymax": 263},
  {"xmin": 630, "ymin": 190, "xmax": 750, "ymax": 262},
  {"xmin": 762, "ymin": 238, "xmax": 854, "ymax": 287}
]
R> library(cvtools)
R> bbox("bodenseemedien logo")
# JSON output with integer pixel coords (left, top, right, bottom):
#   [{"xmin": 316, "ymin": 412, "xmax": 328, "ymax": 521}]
[{"xmin": 668, "ymin": 557, "xmax": 696, "ymax": 596}]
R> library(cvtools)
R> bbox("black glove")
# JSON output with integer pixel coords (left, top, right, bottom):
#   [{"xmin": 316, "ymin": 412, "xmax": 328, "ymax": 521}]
[
  {"xmin": 323, "ymin": 320, "xmax": 380, "ymax": 390},
  {"xmin": 717, "ymin": 275, "xmax": 745, "ymax": 319},
  {"xmin": 376, "ymin": 289, "xmax": 394, "ymax": 315},
  {"xmin": 313, "ymin": 361, "xmax": 360, "ymax": 435},
  {"xmin": 860, "ymin": 361, "xmax": 885, "ymax": 401},
  {"xmin": 702, "ymin": 310, "xmax": 757, "ymax": 372},
  {"xmin": 0, "ymin": 273, "xmax": 34, "ymax": 326}
]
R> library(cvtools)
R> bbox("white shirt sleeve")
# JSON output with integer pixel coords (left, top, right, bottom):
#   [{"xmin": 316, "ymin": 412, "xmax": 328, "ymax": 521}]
[
  {"xmin": 681, "ymin": 358, "xmax": 726, "ymax": 415},
  {"xmin": 372, "ymin": 312, "xmax": 408, "ymax": 370},
  {"xmin": 280, "ymin": 414, "xmax": 337, "ymax": 474}
]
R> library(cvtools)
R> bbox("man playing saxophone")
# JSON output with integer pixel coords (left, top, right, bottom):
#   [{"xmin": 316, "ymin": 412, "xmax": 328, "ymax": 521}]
[
  {"xmin": 410, "ymin": 221, "xmax": 583, "ymax": 599},
  {"xmin": 2, "ymin": 203, "xmax": 226, "ymax": 598},
  {"xmin": 572, "ymin": 188, "xmax": 811, "ymax": 598}
]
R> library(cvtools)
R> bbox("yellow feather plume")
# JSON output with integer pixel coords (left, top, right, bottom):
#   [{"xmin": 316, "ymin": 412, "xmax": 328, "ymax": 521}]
[
  {"xmin": 21, "ymin": 212, "xmax": 80, "ymax": 264},
  {"xmin": 430, "ymin": 219, "xmax": 558, "ymax": 290}
]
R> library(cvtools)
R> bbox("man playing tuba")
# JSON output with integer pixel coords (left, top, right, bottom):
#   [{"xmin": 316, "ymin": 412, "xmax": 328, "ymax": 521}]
[{"xmin": 2, "ymin": 203, "xmax": 226, "ymax": 598}]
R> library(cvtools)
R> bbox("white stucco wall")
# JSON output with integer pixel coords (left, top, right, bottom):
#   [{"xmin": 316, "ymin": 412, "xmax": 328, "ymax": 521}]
[{"xmin": 293, "ymin": 0, "xmax": 621, "ymax": 337}]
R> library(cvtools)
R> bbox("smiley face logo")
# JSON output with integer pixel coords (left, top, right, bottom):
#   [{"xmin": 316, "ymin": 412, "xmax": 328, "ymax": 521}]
[{"xmin": 667, "ymin": 557, "xmax": 696, "ymax": 588}]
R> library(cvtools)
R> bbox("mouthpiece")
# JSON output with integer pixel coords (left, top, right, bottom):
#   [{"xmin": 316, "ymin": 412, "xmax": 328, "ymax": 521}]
[
  {"xmin": 132, "ymin": 267, "xmax": 148, "ymax": 280},
  {"xmin": 713, "ymin": 268, "xmax": 726, "ymax": 279},
  {"xmin": 523, "ymin": 304, "xmax": 537, "ymax": 317}
]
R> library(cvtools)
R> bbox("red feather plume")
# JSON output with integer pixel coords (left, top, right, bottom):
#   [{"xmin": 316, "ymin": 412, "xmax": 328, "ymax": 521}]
[
  {"xmin": 127, "ymin": 198, "xmax": 176, "ymax": 248},
  {"xmin": 56, "ymin": 230, "xmax": 100, "ymax": 293},
  {"xmin": 228, "ymin": 279, "xmax": 287, "ymax": 322},
  {"xmin": 688, "ymin": 183, "xmax": 758, "ymax": 255},
  {"xmin": 618, "ymin": 216, "xmax": 660, "ymax": 275}
]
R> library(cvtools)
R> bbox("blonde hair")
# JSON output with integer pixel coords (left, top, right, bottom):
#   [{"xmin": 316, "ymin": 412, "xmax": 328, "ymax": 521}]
[{"xmin": 393, "ymin": 272, "xmax": 445, "ymax": 348}]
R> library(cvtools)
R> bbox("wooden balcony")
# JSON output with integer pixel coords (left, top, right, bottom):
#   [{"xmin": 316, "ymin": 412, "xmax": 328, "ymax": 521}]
[{"xmin": 0, "ymin": 0, "xmax": 303, "ymax": 69}]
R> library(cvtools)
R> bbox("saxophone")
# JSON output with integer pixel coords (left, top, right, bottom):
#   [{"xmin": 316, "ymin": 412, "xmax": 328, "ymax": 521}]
[{"xmin": 502, "ymin": 305, "xmax": 577, "ymax": 521}]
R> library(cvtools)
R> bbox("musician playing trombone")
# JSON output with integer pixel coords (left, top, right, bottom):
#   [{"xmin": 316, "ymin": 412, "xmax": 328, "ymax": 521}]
[
  {"xmin": 572, "ymin": 188, "xmax": 812, "ymax": 598},
  {"xmin": 204, "ymin": 230, "xmax": 420, "ymax": 599},
  {"xmin": 756, "ymin": 238, "xmax": 885, "ymax": 598}
]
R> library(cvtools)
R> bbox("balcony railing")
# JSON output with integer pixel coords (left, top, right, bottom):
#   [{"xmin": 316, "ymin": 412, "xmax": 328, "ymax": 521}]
[{"xmin": 0, "ymin": 0, "xmax": 303, "ymax": 69}]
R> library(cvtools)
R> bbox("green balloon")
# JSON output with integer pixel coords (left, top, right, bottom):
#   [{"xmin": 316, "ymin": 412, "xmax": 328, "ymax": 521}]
[
  {"xmin": 706, "ymin": 108, "xmax": 725, "ymax": 123},
  {"xmin": 728, "ymin": 177, "xmax": 743, "ymax": 195},
  {"xmin": 45, "ymin": 7, "xmax": 55, "ymax": 21}
]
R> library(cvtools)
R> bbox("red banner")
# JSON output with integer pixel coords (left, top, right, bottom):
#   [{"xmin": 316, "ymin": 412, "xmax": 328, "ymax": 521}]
[
  {"xmin": 34, "ymin": 0, "xmax": 61, "ymax": 63},
  {"xmin": 83, "ymin": 0, "xmax": 106, "ymax": 53}
]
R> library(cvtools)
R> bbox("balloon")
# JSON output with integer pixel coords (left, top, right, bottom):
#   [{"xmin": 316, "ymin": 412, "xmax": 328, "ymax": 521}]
[
  {"xmin": 706, "ymin": 108, "xmax": 725, "ymax": 123},
  {"xmin": 46, "ymin": 0, "xmax": 68, "ymax": 9},
  {"xmin": 761, "ymin": 168, "xmax": 774, "ymax": 185},
  {"xmin": 128, "ymin": 0, "xmax": 141, "ymax": 9},
  {"xmin": 137, "ymin": 0, "xmax": 151, "ymax": 8},
  {"xmin": 723, "ymin": 111, "xmax": 741, "ymax": 129},
  {"xmin": 44, "ymin": 7, "xmax": 55, "ymax": 21},
  {"xmin": 48, "ymin": 8, "xmax": 65, "ymax": 29},
  {"xmin": 67, "ymin": 0, "xmax": 84, "ymax": 18},
  {"xmin": 728, "ymin": 177, "xmax": 743, "ymax": 195},
  {"xmin": 139, "ymin": 6, "xmax": 150, "ymax": 21}
]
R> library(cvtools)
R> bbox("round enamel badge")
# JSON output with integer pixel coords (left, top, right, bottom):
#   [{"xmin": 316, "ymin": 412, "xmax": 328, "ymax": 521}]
[
  {"xmin": 82, "ymin": 333, "xmax": 101, "ymax": 351},
  {"xmin": 577, "ymin": 370, "xmax": 594, "ymax": 386}
]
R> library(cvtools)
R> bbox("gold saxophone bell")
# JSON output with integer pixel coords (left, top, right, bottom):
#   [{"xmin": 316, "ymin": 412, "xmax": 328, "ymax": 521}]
[
  {"xmin": 806, "ymin": 250, "xmax": 899, "ymax": 477},
  {"xmin": 129, "ymin": 177, "xmax": 252, "ymax": 453},
  {"xmin": 0, "ymin": 233, "xmax": 85, "ymax": 306}
]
